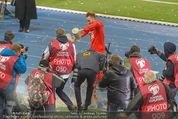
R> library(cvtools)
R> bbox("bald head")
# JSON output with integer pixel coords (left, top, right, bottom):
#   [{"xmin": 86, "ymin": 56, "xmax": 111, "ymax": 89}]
[{"xmin": 144, "ymin": 70, "xmax": 157, "ymax": 84}]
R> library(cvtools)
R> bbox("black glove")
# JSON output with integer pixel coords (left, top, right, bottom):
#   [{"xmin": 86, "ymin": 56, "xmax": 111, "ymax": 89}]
[
  {"xmin": 148, "ymin": 46, "xmax": 157, "ymax": 54},
  {"xmin": 125, "ymin": 51, "xmax": 130, "ymax": 58},
  {"xmin": 159, "ymin": 75, "xmax": 165, "ymax": 82}
]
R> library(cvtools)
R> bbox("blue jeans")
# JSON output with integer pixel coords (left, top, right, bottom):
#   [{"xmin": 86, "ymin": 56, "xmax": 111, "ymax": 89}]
[
  {"xmin": 107, "ymin": 104, "xmax": 126, "ymax": 119},
  {"xmin": 0, "ymin": 91, "xmax": 16, "ymax": 119}
]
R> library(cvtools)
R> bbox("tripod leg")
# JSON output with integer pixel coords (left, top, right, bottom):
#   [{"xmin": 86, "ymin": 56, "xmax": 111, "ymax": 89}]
[{"xmin": 0, "ymin": 0, "xmax": 4, "ymax": 19}]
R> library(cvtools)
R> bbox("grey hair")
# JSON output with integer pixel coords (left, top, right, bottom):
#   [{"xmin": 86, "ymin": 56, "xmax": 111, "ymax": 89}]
[{"xmin": 144, "ymin": 70, "xmax": 157, "ymax": 84}]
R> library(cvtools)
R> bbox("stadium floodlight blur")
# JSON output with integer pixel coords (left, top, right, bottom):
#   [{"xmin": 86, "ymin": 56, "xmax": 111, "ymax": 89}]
[{"xmin": 0, "ymin": 0, "xmax": 15, "ymax": 20}]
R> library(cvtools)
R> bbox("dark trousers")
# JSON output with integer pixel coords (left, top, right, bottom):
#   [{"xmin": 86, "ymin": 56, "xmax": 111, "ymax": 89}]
[
  {"xmin": 56, "ymin": 78, "xmax": 73, "ymax": 110},
  {"xmin": 19, "ymin": 7, "xmax": 30, "ymax": 29},
  {"xmin": 0, "ymin": 91, "xmax": 17, "ymax": 119},
  {"xmin": 74, "ymin": 69, "xmax": 97, "ymax": 108}
]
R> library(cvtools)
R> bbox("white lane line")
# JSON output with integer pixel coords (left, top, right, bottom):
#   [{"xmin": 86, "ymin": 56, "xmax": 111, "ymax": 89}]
[{"xmin": 143, "ymin": 0, "xmax": 178, "ymax": 5}]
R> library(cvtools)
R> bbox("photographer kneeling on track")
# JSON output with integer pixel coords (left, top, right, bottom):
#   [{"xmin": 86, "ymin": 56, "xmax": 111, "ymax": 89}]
[
  {"xmin": 99, "ymin": 55, "xmax": 137, "ymax": 119},
  {"xmin": 0, "ymin": 44, "xmax": 27, "ymax": 119},
  {"xmin": 148, "ymin": 42, "xmax": 178, "ymax": 103},
  {"xmin": 25, "ymin": 60, "xmax": 65, "ymax": 119}
]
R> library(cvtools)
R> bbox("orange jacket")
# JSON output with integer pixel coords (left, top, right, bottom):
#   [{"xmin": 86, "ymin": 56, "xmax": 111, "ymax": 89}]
[{"xmin": 82, "ymin": 20, "xmax": 105, "ymax": 54}]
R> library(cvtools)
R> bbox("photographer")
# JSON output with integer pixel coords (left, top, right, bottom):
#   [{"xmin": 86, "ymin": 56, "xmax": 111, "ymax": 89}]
[
  {"xmin": 0, "ymin": 30, "xmax": 15, "ymax": 53},
  {"xmin": 124, "ymin": 45, "xmax": 151, "ymax": 89},
  {"xmin": 0, "ymin": 44, "xmax": 27, "ymax": 118},
  {"xmin": 99, "ymin": 55, "xmax": 136, "ymax": 119},
  {"xmin": 148, "ymin": 42, "xmax": 178, "ymax": 100}
]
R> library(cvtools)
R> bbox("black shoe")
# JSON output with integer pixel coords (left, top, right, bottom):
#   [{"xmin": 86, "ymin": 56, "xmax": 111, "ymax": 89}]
[
  {"xmin": 18, "ymin": 28, "xmax": 23, "ymax": 32},
  {"xmin": 78, "ymin": 105, "xmax": 88, "ymax": 113},
  {"xmin": 69, "ymin": 105, "xmax": 77, "ymax": 112},
  {"xmin": 25, "ymin": 29, "xmax": 29, "ymax": 33}
]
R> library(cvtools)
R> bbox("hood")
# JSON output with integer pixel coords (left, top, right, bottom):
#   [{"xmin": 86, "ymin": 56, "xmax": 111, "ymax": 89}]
[
  {"xmin": 164, "ymin": 42, "xmax": 176, "ymax": 58},
  {"xmin": 1, "ymin": 48, "xmax": 16, "ymax": 56},
  {"xmin": 97, "ymin": 20, "xmax": 104, "ymax": 27},
  {"xmin": 111, "ymin": 64, "xmax": 128, "ymax": 75},
  {"xmin": 57, "ymin": 35, "xmax": 68, "ymax": 43},
  {"xmin": 129, "ymin": 52, "xmax": 141, "ymax": 58}
]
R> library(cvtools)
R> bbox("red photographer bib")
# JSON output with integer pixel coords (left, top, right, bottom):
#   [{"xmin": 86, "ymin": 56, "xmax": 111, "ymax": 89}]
[
  {"xmin": 49, "ymin": 40, "xmax": 74, "ymax": 74},
  {"xmin": 0, "ymin": 55, "xmax": 19, "ymax": 90},
  {"xmin": 140, "ymin": 81, "xmax": 168, "ymax": 119},
  {"xmin": 128, "ymin": 58, "xmax": 151, "ymax": 89},
  {"xmin": 164, "ymin": 53, "xmax": 178, "ymax": 88}
]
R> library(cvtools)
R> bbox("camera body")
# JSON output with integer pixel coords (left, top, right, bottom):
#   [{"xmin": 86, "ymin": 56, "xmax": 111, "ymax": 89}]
[
  {"xmin": 148, "ymin": 46, "xmax": 157, "ymax": 54},
  {"xmin": 19, "ymin": 44, "xmax": 28, "ymax": 59}
]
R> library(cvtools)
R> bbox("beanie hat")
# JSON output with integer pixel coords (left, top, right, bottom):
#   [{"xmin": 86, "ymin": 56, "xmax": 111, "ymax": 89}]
[
  {"xmin": 4, "ymin": 30, "xmax": 14, "ymax": 41},
  {"xmin": 164, "ymin": 42, "xmax": 176, "ymax": 58},
  {"xmin": 129, "ymin": 45, "xmax": 140, "ymax": 54},
  {"xmin": 39, "ymin": 60, "xmax": 49, "ymax": 67}
]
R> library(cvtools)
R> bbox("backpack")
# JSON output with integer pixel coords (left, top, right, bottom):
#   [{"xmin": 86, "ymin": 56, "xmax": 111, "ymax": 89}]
[{"xmin": 27, "ymin": 72, "xmax": 50, "ymax": 108}]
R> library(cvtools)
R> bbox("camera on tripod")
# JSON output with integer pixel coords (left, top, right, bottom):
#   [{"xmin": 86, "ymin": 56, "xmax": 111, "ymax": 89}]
[{"xmin": 0, "ymin": 0, "xmax": 15, "ymax": 20}]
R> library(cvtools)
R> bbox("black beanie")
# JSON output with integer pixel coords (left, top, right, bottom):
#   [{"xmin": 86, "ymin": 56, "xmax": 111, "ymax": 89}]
[
  {"xmin": 39, "ymin": 60, "xmax": 49, "ymax": 67},
  {"xmin": 4, "ymin": 30, "xmax": 14, "ymax": 41}
]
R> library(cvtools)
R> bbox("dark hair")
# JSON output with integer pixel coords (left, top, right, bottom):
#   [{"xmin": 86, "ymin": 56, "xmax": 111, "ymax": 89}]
[
  {"xmin": 4, "ymin": 30, "xmax": 14, "ymax": 41},
  {"xmin": 86, "ymin": 11, "xmax": 96, "ymax": 19}
]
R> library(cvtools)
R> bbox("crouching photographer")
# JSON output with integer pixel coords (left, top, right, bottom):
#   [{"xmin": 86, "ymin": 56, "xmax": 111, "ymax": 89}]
[
  {"xmin": 0, "ymin": 44, "xmax": 27, "ymax": 119},
  {"xmin": 148, "ymin": 42, "xmax": 178, "ymax": 102},
  {"xmin": 19, "ymin": 44, "xmax": 28, "ymax": 59}
]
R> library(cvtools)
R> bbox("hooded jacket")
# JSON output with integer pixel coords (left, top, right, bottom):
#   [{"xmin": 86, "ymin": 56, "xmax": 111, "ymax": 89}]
[
  {"xmin": 42, "ymin": 35, "xmax": 76, "ymax": 79},
  {"xmin": 99, "ymin": 64, "xmax": 137, "ymax": 107},
  {"xmin": 124, "ymin": 52, "xmax": 142, "ymax": 74},
  {"xmin": 157, "ymin": 42, "xmax": 176, "ymax": 88},
  {"xmin": 0, "ymin": 48, "xmax": 26, "ymax": 91}
]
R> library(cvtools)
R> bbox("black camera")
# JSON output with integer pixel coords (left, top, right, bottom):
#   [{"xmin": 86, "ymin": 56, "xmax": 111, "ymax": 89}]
[
  {"xmin": 19, "ymin": 44, "xmax": 28, "ymax": 59},
  {"xmin": 148, "ymin": 46, "xmax": 157, "ymax": 54},
  {"xmin": 125, "ymin": 51, "xmax": 130, "ymax": 58}
]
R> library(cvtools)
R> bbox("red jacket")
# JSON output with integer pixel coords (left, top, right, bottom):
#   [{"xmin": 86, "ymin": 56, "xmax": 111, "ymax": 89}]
[{"xmin": 82, "ymin": 20, "xmax": 105, "ymax": 54}]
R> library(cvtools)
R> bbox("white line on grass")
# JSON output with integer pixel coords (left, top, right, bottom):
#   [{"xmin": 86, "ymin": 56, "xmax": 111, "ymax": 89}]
[{"xmin": 143, "ymin": 0, "xmax": 178, "ymax": 5}]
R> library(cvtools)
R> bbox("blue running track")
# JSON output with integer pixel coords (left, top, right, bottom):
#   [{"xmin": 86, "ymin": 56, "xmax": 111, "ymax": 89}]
[{"xmin": 0, "ymin": 6, "xmax": 178, "ymax": 110}]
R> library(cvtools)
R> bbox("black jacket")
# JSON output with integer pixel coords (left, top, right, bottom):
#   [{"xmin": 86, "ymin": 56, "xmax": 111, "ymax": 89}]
[
  {"xmin": 77, "ymin": 49, "xmax": 105, "ymax": 73},
  {"xmin": 99, "ymin": 64, "xmax": 137, "ymax": 107},
  {"xmin": 15, "ymin": 0, "xmax": 37, "ymax": 20}
]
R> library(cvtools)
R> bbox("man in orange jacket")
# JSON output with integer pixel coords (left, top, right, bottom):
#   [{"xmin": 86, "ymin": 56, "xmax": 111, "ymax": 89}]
[{"xmin": 75, "ymin": 11, "xmax": 106, "ymax": 99}]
